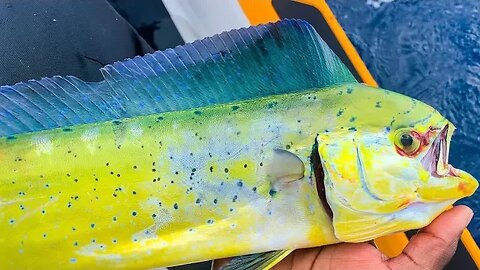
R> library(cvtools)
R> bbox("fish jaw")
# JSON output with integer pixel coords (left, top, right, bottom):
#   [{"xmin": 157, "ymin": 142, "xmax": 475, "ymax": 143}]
[
  {"xmin": 418, "ymin": 124, "xmax": 478, "ymax": 201},
  {"xmin": 417, "ymin": 164, "xmax": 478, "ymax": 201},
  {"xmin": 326, "ymin": 191, "xmax": 455, "ymax": 243}
]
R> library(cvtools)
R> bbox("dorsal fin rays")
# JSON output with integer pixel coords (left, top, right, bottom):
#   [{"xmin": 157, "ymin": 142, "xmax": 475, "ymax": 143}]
[
  {"xmin": 0, "ymin": 19, "xmax": 356, "ymax": 137},
  {"xmin": 140, "ymin": 54, "xmax": 174, "ymax": 110},
  {"xmin": 33, "ymin": 78, "xmax": 80, "ymax": 124},
  {"xmin": 10, "ymin": 84, "xmax": 60, "ymax": 127},
  {"xmin": 107, "ymin": 61, "xmax": 155, "ymax": 114},
  {"xmin": 1, "ymin": 85, "xmax": 52, "ymax": 128},
  {"xmin": 69, "ymin": 78, "xmax": 114, "ymax": 119},
  {"xmin": 121, "ymin": 59, "xmax": 158, "ymax": 112},
  {"xmin": 178, "ymin": 45, "xmax": 218, "ymax": 105},
  {"xmin": 0, "ymin": 87, "xmax": 47, "ymax": 130},
  {"xmin": 181, "ymin": 43, "xmax": 219, "ymax": 104},
  {"xmin": 301, "ymin": 23, "xmax": 323, "ymax": 85},
  {"xmin": 208, "ymin": 35, "xmax": 243, "ymax": 101},
  {"xmin": 0, "ymin": 91, "xmax": 33, "ymax": 132},
  {"xmin": 95, "ymin": 72, "xmax": 129, "ymax": 115},
  {"xmin": 49, "ymin": 77, "xmax": 92, "ymax": 123}
]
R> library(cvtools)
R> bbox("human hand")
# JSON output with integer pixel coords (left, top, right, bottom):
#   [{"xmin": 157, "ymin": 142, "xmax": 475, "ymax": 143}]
[{"xmin": 213, "ymin": 205, "xmax": 473, "ymax": 270}]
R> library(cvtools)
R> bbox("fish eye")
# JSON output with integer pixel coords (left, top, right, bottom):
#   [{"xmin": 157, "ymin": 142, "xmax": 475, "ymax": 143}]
[
  {"xmin": 394, "ymin": 129, "xmax": 420, "ymax": 154},
  {"xmin": 400, "ymin": 133, "xmax": 413, "ymax": 147}
]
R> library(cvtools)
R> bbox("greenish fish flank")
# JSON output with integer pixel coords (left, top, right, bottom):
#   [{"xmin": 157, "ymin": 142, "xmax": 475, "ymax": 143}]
[{"xmin": 0, "ymin": 20, "xmax": 477, "ymax": 270}]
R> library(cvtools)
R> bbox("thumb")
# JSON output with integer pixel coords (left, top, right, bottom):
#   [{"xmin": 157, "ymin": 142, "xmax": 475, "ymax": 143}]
[{"xmin": 387, "ymin": 205, "xmax": 473, "ymax": 270}]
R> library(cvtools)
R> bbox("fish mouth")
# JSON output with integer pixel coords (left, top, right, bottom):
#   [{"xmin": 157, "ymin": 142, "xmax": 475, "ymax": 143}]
[
  {"xmin": 421, "ymin": 124, "xmax": 458, "ymax": 177},
  {"xmin": 418, "ymin": 123, "xmax": 478, "ymax": 200}
]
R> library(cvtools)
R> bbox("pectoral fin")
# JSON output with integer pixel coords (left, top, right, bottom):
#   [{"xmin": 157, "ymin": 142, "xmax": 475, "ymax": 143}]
[
  {"xmin": 265, "ymin": 149, "xmax": 305, "ymax": 184},
  {"xmin": 218, "ymin": 250, "xmax": 293, "ymax": 270}
]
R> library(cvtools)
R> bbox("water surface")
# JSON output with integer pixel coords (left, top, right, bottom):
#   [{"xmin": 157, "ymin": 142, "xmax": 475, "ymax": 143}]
[{"xmin": 328, "ymin": 0, "xmax": 480, "ymax": 239}]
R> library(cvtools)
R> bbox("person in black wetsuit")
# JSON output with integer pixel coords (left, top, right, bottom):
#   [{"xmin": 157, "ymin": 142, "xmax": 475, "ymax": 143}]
[{"xmin": 1, "ymin": 2, "xmax": 473, "ymax": 270}]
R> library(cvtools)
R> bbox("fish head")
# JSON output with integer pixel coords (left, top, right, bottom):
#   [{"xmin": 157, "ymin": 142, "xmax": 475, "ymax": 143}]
[{"xmin": 315, "ymin": 84, "xmax": 478, "ymax": 242}]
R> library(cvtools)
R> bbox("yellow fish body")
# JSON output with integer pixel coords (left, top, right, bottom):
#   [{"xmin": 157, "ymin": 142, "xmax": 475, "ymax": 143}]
[{"xmin": 0, "ymin": 20, "xmax": 477, "ymax": 269}]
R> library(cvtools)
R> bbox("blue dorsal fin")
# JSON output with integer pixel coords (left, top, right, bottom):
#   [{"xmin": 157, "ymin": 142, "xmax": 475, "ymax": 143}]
[
  {"xmin": 0, "ymin": 19, "xmax": 356, "ymax": 137},
  {"xmin": 0, "ymin": 77, "xmax": 125, "ymax": 137}
]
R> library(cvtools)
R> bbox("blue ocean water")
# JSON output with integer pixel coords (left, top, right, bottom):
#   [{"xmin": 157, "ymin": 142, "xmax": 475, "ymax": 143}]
[{"xmin": 327, "ymin": 0, "xmax": 480, "ymax": 239}]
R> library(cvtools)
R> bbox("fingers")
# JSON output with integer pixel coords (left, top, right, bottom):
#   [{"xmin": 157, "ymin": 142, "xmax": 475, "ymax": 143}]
[
  {"xmin": 271, "ymin": 247, "xmax": 321, "ymax": 270},
  {"xmin": 274, "ymin": 244, "xmax": 389, "ymax": 270},
  {"xmin": 387, "ymin": 205, "xmax": 473, "ymax": 270}
]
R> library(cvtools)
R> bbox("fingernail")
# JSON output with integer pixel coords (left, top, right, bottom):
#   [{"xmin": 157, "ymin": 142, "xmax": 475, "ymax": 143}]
[
  {"xmin": 458, "ymin": 206, "xmax": 473, "ymax": 226},
  {"xmin": 467, "ymin": 209, "xmax": 474, "ymax": 222}
]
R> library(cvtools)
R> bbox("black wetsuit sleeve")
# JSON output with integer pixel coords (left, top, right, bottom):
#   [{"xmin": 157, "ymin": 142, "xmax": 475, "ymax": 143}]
[{"xmin": 0, "ymin": 0, "xmax": 153, "ymax": 85}]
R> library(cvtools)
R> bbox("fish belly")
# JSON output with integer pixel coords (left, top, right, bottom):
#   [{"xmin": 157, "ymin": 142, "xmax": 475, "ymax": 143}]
[{"xmin": 0, "ymin": 92, "xmax": 337, "ymax": 269}]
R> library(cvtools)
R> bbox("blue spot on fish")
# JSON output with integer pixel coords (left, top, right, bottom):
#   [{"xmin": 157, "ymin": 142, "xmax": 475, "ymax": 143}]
[{"xmin": 267, "ymin": 101, "xmax": 278, "ymax": 109}]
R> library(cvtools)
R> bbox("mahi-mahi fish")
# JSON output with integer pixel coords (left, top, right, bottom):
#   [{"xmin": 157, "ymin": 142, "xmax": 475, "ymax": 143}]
[{"xmin": 0, "ymin": 19, "xmax": 477, "ymax": 270}]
